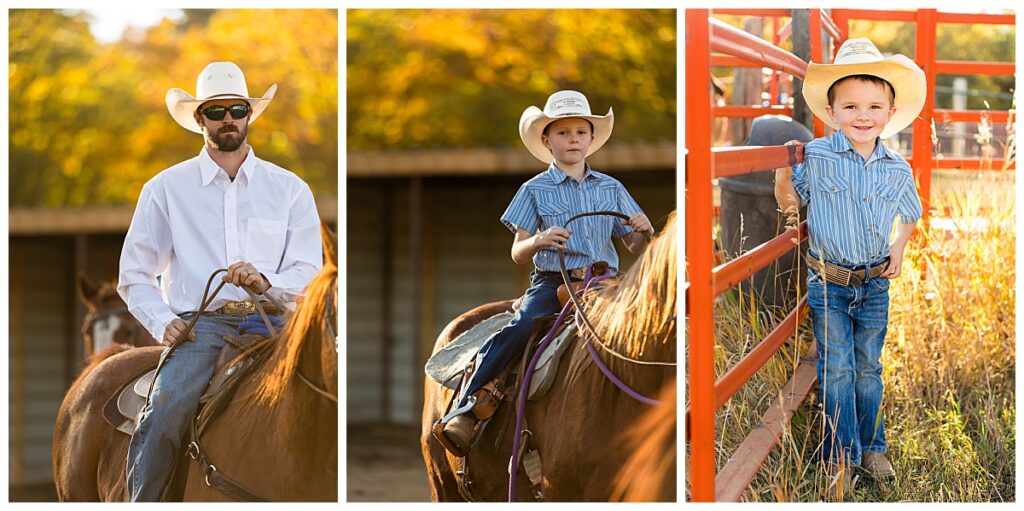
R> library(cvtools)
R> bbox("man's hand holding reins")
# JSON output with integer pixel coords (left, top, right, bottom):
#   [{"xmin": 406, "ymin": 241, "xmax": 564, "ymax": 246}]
[
  {"xmin": 163, "ymin": 318, "xmax": 195, "ymax": 345},
  {"xmin": 224, "ymin": 261, "xmax": 271, "ymax": 294}
]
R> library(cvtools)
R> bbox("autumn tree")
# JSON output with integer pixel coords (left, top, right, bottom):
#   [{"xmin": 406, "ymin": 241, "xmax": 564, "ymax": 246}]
[
  {"xmin": 9, "ymin": 9, "xmax": 338, "ymax": 208},
  {"xmin": 347, "ymin": 9, "xmax": 676, "ymax": 150}
]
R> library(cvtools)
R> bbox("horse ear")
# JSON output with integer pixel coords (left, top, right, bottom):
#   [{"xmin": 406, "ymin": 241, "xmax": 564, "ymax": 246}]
[
  {"xmin": 77, "ymin": 272, "xmax": 99, "ymax": 306},
  {"xmin": 320, "ymin": 223, "xmax": 338, "ymax": 267}
]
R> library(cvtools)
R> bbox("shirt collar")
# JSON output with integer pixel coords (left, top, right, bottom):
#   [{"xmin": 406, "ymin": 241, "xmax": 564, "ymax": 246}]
[
  {"xmin": 828, "ymin": 131, "xmax": 893, "ymax": 162},
  {"xmin": 198, "ymin": 146, "xmax": 257, "ymax": 186},
  {"xmin": 546, "ymin": 163, "xmax": 596, "ymax": 184}
]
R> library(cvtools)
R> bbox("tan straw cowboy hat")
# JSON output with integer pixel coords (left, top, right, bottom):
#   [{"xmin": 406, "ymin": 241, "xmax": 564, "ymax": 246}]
[
  {"xmin": 166, "ymin": 61, "xmax": 277, "ymax": 134},
  {"xmin": 804, "ymin": 38, "xmax": 925, "ymax": 139},
  {"xmin": 519, "ymin": 90, "xmax": 614, "ymax": 163}
]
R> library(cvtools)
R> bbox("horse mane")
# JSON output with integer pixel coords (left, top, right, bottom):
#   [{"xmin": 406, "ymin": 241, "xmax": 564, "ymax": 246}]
[
  {"xmin": 568, "ymin": 210, "xmax": 677, "ymax": 376},
  {"xmin": 256, "ymin": 225, "xmax": 338, "ymax": 405}
]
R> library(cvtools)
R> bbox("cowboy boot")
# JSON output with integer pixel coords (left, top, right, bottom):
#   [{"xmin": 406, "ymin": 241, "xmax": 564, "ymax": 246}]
[
  {"xmin": 442, "ymin": 414, "xmax": 477, "ymax": 454},
  {"xmin": 860, "ymin": 452, "xmax": 896, "ymax": 480}
]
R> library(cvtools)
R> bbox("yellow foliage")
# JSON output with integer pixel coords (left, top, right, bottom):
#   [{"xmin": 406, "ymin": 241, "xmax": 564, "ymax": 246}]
[
  {"xmin": 9, "ymin": 8, "xmax": 338, "ymax": 207},
  {"xmin": 347, "ymin": 9, "xmax": 676, "ymax": 150}
]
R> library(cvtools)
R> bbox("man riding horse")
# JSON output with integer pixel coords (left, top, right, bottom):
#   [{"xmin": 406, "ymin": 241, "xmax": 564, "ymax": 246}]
[{"xmin": 117, "ymin": 61, "xmax": 322, "ymax": 501}]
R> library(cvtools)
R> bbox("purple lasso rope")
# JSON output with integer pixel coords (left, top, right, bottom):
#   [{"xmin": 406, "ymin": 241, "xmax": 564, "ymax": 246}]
[
  {"xmin": 507, "ymin": 268, "xmax": 608, "ymax": 501},
  {"xmin": 576, "ymin": 314, "xmax": 662, "ymax": 406}
]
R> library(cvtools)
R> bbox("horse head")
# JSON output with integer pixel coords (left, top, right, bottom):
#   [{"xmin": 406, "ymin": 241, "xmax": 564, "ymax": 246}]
[{"xmin": 77, "ymin": 273, "xmax": 157, "ymax": 357}]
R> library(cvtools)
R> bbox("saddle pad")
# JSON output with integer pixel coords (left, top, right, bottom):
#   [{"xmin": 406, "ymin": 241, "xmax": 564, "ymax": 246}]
[
  {"xmin": 112, "ymin": 368, "xmax": 157, "ymax": 435},
  {"xmin": 527, "ymin": 323, "xmax": 576, "ymax": 401},
  {"xmin": 424, "ymin": 312, "xmax": 513, "ymax": 389}
]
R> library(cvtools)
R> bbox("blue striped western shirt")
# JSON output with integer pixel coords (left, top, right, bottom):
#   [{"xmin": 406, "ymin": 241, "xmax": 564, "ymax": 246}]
[
  {"xmin": 791, "ymin": 131, "xmax": 922, "ymax": 267},
  {"xmin": 500, "ymin": 164, "xmax": 644, "ymax": 274}
]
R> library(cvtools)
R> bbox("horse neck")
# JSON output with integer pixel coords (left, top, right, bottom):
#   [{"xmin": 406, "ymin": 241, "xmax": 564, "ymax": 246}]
[{"xmin": 243, "ymin": 334, "xmax": 337, "ymax": 453}]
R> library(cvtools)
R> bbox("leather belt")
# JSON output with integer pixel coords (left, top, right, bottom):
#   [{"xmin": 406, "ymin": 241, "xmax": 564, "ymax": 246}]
[
  {"xmin": 214, "ymin": 301, "xmax": 280, "ymax": 316},
  {"xmin": 806, "ymin": 256, "xmax": 889, "ymax": 287}
]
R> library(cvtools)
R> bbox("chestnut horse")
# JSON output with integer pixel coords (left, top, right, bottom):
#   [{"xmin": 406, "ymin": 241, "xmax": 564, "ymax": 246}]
[
  {"xmin": 53, "ymin": 227, "xmax": 338, "ymax": 501},
  {"xmin": 421, "ymin": 212, "xmax": 677, "ymax": 502},
  {"xmin": 76, "ymin": 273, "xmax": 158, "ymax": 358}
]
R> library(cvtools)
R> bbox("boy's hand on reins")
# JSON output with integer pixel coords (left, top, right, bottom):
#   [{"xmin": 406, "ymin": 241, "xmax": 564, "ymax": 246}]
[
  {"xmin": 622, "ymin": 213, "xmax": 655, "ymax": 238},
  {"xmin": 536, "ymin": 227, "xmax": 572, "ymax": 251},
  {"xmin": 224, "ymin": 261, "xmax": 271, "ymax": 294},
  {"xmin": 164, "ymin": 318, "xmax": 195, "ymax": 345}
]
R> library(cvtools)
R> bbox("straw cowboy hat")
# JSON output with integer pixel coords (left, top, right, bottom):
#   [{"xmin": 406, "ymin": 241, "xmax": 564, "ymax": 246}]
[
  {"xmin": 519, "ymin": 90, "xmax": 614, "ymax": 163},
  {"xmin": 803, "ymin": 38, "xmax": 925, "ymax": 139},
  {"xmin": 166, "ymin": 61, "xmax": 277, "ymax": 134}
]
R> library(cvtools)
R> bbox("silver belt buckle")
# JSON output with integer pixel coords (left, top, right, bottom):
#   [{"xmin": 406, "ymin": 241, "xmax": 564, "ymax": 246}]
[{"xmin": 569, "ymin": 268, "xmax": 587, "ymax": 280}]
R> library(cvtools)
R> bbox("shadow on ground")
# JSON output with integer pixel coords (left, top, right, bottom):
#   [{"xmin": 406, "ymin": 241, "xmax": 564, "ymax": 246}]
[{"xmin": 347, "ymin": 423, "xmax": 431, "ymax": 502}]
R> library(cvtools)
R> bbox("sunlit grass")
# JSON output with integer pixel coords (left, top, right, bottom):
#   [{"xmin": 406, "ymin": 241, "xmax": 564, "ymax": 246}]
[{"xmin": 713, "ymin": 179, "xmax": 1016, "ymax": 502}]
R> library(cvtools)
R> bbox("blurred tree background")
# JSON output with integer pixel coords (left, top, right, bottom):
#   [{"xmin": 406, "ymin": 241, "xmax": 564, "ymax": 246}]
[
  {"xmin": 347, "ymin": 9, "xmax": 676, "ymax": 151},
  {"xmin": 9, "ymin": 9, "xmax": 338, "ymax": 208}
]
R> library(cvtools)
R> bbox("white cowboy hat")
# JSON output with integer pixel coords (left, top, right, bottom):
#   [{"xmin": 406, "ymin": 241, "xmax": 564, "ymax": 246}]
[
  {"xmin": 519, "ymin": 90, "xmax": 614, "ymax": 163},
  {"xmin": 165, "ymin": 61, "xmax": 277, "ymax": 134},
  {"xmin": 803, "ymin": 38, "xmax": 925, "ymax": 139}
]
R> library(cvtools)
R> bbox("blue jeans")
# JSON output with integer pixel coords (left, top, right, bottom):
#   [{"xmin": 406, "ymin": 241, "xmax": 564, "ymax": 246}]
[
  {"xmin": 126, "ymin": 313, "xmax": 241, "ymax": 501},
  {"xmin": 458, "ymin": 271, "xmax": 564, "ymax": 407},
  {"xmin": 806, "ymin": 265, "xmax": 890, "ymax": 467}
]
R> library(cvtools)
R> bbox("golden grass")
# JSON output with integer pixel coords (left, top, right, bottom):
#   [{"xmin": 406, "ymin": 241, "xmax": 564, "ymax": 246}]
[{"xmin": 712, "ymin": 179, "xmax": 1016, "ymax": 502}]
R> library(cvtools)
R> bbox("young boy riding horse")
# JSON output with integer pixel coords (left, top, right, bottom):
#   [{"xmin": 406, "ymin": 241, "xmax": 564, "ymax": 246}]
[{"xmin": 441, "ymin": 90, "xmax": 655, "ymax": 453}]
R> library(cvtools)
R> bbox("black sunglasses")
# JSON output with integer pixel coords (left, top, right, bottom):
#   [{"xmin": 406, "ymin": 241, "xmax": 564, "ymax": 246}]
[{"xmin": 199, "ymin": 103, "xmax": 250, "ymax": 121}]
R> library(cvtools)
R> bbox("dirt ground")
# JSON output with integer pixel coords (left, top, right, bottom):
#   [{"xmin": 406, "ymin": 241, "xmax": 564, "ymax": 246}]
[{"xmin": 347, "ymin": 423, "xmax": 432, "ymax": 502}]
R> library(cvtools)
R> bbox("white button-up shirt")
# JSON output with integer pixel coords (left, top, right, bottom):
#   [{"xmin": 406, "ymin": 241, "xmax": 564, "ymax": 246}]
[{"xmin": 118, "ymin": 147, "xmax": 323, "ymax": 342}]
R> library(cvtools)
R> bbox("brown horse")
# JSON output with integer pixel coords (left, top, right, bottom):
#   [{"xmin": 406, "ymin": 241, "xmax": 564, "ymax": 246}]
[
  {"xmin": 54, "ymin": 227, "xmax": 338, "ymax": 501},
  {"xmin": 77, "ymin": 273, "xmax": 158, "ymax": 358},
  {"xmin": 421, "ymin": 211, "xmax": 677, "ymax": 502}
]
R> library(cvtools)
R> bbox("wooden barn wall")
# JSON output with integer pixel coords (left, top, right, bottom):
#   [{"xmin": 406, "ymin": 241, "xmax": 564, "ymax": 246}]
[
  {"xmin": 9, "ymin": 237, "xmax": 72, "ymax": 485},
  {"xmin": 346, "ymin": 182, "xmax": 387, "ymax": 423},
  {"xmin": 346, "ymin": 170, "xmax": 675, "ymax": 426}
]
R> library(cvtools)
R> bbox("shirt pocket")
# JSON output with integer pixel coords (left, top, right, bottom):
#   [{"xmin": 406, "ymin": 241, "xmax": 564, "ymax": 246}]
[
  {"xmin": 536, "ymin": 192, "xmax": 571, "ymax": 231},
  {"xmin": 245, "ymin": 218, "xmax": 288, "ymax": 271},
  {"xmin": 874, "ymin": 173, "xmax": 904, "ymax": 202},
  {"xmin": 816, "ymin": 172, "xmax": 850, "ymax": 195}
]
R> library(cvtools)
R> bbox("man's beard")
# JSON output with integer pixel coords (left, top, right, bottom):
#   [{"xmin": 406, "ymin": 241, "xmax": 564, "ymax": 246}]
[{"xmin": 209, "ymin": 123, "xmax": 247, "ymax": 152}]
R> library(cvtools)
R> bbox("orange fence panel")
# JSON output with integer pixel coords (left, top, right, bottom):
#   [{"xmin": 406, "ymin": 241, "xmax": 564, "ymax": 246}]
[
  {"xmin": 713, "ymin": 105, "xmax": 795, "ymax": 119},
  {"xmin": 934, "ymin": 60, "xmax": 1016, "ymax": 76},
  {"xmin": 712, "ymin": 145, "xmax": 805, "ymax": 178},
  {"xmin": 710, "ymin": 18, "xmax": 808, "ymax": 77},
  {"xmin": 685, "ymin": 8, "xmax": 716, "ymax": 503},
  {"xmin": 713, "ymin": 222, "xmax": 807, "ymax": 296},
  {"xmin": 713, "ymin": 296, "xmax": 810, "ymax": 410}
]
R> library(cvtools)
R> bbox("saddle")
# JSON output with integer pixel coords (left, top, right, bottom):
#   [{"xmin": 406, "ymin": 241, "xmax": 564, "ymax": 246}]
[
  {"xmin": 102, "ymin": 332, "xmax": 271, "ymax": 437},
  {"xmin": 424, "ymin": 313, "xmax": 576, "ymax": 401}
]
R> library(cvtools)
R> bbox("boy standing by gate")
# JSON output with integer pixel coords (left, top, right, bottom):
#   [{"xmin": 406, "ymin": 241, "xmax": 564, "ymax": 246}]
[{"xmin": 774, "ymin": 38, "xmax": 925, "ymax": 497}]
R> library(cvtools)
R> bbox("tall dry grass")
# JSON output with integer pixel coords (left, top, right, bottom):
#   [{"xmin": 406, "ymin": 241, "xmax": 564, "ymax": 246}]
[{"xmin": 712, "ymin": 179, "xmax": 1016, "ymax": 502}]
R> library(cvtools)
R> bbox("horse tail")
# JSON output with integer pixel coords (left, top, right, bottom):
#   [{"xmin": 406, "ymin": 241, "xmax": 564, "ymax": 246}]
[{"xmin": 611, "ymin": 379, "xmax": 677, "ymax": 502}]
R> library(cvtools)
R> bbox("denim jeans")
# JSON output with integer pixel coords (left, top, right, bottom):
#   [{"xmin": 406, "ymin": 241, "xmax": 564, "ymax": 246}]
[
  {"xmin": 806, "ymin": 265, "xmax": 890, "ymax": 467},
  {"xmin": 458, "ymin": 271, "xmax": 564, "ymax": 407},
  {"xmin": 126, "ymin": 313, "xmax": 242, "ymax": 501}
]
